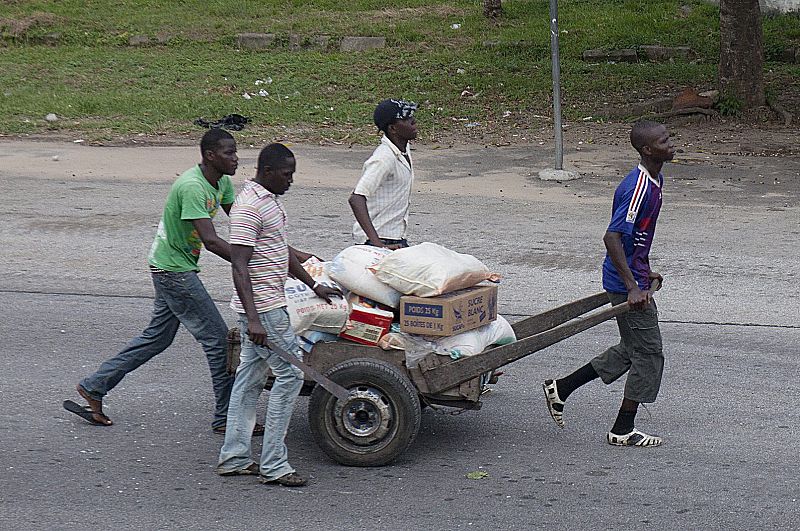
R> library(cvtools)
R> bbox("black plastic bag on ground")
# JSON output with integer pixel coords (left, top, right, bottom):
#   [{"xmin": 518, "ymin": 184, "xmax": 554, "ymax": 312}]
[{"xmin": 194, "ymin": 114, "xmax": 250, "ymax": 131}]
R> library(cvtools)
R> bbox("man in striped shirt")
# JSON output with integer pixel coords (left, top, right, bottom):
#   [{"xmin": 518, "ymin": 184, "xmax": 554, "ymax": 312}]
[
  {"xmin": 349, "ymin": 99, "xmax": 418, "ymax": 249},
  {"xmin": 217, "ymin": 143, "xmax": 340, "ymax": 487},
  {"xmin": 542, "ymin": 121, "xmax": 675, "ymax": 448}
]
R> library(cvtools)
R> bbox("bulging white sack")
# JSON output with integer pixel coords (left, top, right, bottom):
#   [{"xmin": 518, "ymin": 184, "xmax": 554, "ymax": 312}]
[
  {"xmin": 434, "ymin": 315, "xmax": 516, "ymax": 358},
  {"xmin": 328, "ymin": 246, "xmax": 402, "ymax": 308},
  {"xmin": 370, "ymin": 242, "xmax": 501, "ymax": 297},
  {"xmin": 387, "ymin": 315, "xmax": 516, "ymax": 368},
  {"xmin": 285, "ymin": 259, "xmax": 349, "ymax": 334}
]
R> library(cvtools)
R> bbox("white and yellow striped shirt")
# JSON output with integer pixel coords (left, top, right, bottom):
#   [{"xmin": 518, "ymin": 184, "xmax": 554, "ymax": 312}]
[{"xmin": 229, "ymin": 181, "xmax": 290, "ymax": 314}]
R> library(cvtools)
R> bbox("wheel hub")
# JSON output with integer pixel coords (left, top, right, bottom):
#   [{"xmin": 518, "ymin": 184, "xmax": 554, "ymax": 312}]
[{"xmin": 334, "ymin": 386, "xmax": 392, "ymax": 445}]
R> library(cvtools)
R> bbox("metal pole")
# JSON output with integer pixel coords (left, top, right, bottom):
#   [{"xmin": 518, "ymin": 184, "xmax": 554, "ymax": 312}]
[{"xmin": 549, "ymin": 0, "xmax": 563, "ymax": 170}]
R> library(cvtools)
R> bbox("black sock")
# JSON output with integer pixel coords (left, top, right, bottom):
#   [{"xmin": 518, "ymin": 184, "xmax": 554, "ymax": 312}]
[
  {"xmin": 556, "ymin": 362, "xmax": 599, "ymax": 401},
  {"xmin": 611, "ymin": 410, "xmax": 637, "ymax": 435}
]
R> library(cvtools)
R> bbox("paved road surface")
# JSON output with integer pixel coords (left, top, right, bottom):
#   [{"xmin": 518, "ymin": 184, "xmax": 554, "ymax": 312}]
[{"xmin": 0, "ymin": 139, "xmax": 798, "ymax": 529}]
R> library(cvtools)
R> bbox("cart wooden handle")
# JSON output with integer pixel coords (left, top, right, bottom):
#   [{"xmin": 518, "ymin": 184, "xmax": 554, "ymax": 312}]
[{"xmin": 417, "ymin": 279, "xmax": 662, "ymax": 395}]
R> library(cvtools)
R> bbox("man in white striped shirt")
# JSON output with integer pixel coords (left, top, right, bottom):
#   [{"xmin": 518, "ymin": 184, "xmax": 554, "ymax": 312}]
[
  {"xmin": 349, "ymin": 99, "xmax": 418, "ymax": 249},
  {"xmin": 217, "ymin": 143, "xmax": 340, "ymax": 487}
]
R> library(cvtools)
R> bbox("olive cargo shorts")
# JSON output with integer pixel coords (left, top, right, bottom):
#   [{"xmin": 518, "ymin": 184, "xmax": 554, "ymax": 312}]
[{"xmin": 590, "ymin": 292, "xmax": 664, "ymax": 403}]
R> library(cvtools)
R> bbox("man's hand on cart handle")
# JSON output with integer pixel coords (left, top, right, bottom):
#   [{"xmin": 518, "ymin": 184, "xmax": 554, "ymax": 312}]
[
  {"xmin": 627, "ymin": 275, "xmax": 662, "ymax": 310},
  {"xmin": 627, "ymin": 287, "xmax": 649, "ymax": 310},
  {"xmin": 242, "ymin": 322, "xmax": 351, "ymax": 401},
  {"xmin": 246, "ymin": 320, "xmax": 270, "ymax": 347},
  {"xmin": 649, "ymin": 271, "xmax": 663, "ymax": 291}
]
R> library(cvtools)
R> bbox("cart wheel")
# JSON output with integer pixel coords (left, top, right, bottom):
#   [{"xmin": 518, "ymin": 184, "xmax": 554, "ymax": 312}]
[{"xmin": 308, "ymin": 358, "xmax": 421, "ymax": 467}]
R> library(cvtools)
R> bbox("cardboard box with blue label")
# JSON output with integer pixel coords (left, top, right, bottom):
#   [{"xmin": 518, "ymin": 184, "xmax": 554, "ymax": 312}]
[{"xmin": 399, "ymin": 284, "xmax": 498, "ymax": 337}]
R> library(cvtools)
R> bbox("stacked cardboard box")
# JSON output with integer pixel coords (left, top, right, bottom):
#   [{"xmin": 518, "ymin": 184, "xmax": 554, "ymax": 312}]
[{"xmin": 399, "ymin": 284, "xmax": 498, "ymax": 337}]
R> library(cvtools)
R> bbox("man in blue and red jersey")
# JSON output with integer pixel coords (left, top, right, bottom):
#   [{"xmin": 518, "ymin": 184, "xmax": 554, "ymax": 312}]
[{"xmin": 542, "ymin": 120, "xmax": 675, "ymax": 448}]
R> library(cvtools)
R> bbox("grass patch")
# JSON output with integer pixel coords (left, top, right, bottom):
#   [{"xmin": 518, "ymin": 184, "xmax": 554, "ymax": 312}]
[{"xmin": 0, "ymin": 0, "xmax": 797, "ymax": 143}]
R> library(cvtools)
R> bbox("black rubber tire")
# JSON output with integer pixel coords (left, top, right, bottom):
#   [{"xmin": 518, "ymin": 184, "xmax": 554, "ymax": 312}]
[{"xmin": 308, "ymin": 358, "xmax": 421, "ymax": 467}]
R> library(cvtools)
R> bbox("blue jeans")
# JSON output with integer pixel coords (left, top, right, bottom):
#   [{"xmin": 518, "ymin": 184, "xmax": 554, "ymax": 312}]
[
  {"xmin": 79, "ymin": 271, "xmax": 233, "ymax": 429},
  {"xmin": 217, "ymin": 308, "xmax": 304, "ymax": 480}
]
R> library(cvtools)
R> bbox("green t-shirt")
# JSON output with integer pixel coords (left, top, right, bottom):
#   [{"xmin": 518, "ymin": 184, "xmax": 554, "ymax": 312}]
[{"xmin": 147, "ymin": 165, "xmax": 235, "ymax": 272}]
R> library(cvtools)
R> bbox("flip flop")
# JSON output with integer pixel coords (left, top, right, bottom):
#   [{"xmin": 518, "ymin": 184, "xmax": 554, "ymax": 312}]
[{"xmin": 63, "ymin": 400, "xmax": 112, "ymax": 426}]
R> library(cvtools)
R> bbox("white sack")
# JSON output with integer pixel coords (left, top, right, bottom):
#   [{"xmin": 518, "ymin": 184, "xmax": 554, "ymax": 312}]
[
  {"xmin": 370, "ymin": 242, "xmax": 501, "ymax": 297},
  {"xmin": 328, "ymin": 246, "xmax": 402, "ymax": 308},
  {"xmin": 434, "ymin": 315, "xmax": 515, "ymax": 358},
  {"xmin": 285, "ymin": 259, "xmax": 349, "ymax": 334},
  {"xmin": 393, "ymin": 315, "xmax": 516, "ymax": 368}
]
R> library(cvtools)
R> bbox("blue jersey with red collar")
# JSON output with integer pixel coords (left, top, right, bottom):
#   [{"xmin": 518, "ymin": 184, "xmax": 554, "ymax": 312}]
[{"xmin": 602, "ymin": 164, "xmax": 663, "ymax": 294}]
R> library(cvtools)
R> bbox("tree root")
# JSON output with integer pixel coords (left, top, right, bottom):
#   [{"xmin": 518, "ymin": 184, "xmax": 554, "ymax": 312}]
[
  {"xmin": 638, "ymin": 107, "xmax": 720, "ymax": 121},
  {"xmin": 768, "ymin": 99, "xmax": 793, "ymax": 126}
]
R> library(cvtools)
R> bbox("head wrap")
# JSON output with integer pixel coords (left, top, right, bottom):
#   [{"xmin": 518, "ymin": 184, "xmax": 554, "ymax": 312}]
[{"xmin": 373, "ymin": 99, "xmax": 417, "ymax": 132}]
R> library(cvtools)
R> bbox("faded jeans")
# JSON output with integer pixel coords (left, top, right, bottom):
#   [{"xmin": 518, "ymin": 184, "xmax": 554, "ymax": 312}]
[
  {"xmin": 79, "ymin": 271, "xmax": 233, "ymax": 429},
  {"xmin": 217, "ymin": 308, "xmax": 304, "ymax": 480}
]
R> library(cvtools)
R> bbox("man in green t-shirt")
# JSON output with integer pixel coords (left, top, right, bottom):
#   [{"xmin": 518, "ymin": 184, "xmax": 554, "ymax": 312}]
[{"xmin": 66, "ymin": 129, "xmax": 260, "ymax": 435}]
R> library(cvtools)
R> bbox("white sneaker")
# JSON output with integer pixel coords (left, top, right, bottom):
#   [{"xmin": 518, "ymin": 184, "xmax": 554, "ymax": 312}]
[{"xmin": 606, "ymin": 428, "xmax": 663, "ymax": 447}]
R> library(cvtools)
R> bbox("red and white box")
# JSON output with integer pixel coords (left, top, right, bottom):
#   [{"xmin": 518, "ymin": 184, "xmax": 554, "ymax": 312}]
[{"xmin": 339, "ymin": 303, "xmax": 394, "ymax": 346}]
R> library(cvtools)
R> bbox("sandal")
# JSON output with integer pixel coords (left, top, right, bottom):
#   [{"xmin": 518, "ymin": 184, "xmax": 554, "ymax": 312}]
[
  {"xmin": 217, "ymin": 462, "xmax": 260, "ymax": 476},
  {"xmin": 213, "ymin": 423, "xmax": 265, "ymax": 436},
  {"xmin": 259, "ymin": 472, "xmax": 307, "ymax": 487},
  {"xmin": 606, "ymin": 428, "xmax": 663, "ymax": 447},
  {"xmin": 63, "ymin": 400, "xmax": 113, "ymax": 426},
  {"xmin": 64, "ymin": 385, "xmax": 113, "ymax": 426},
  {"xmin": 542, "ymin": 379, "xmax": 565, "ymax": 428}
]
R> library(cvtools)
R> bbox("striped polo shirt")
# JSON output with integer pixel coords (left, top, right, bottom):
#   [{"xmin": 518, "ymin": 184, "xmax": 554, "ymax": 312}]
[
  {"xmin": 229, "ymin": 181, "xmax": 290, "ymax": 314},
  {"xmin": 352, "ymin": 135, "xmax": 414, "ymax": 242}
]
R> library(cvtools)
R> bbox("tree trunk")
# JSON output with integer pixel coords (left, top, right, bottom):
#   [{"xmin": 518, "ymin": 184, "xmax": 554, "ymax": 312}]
[
  {"xmin": 483, "ymin": 0, "xmax": 502, "ymax": 18},
  {"xmin": 719, "ymin": 0, "xmax": 765, "ymax": 108}
]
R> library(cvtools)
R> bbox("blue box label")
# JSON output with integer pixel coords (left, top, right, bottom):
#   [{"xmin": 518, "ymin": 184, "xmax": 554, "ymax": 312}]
[{"xmin": 403, "ymin": 303, "xmax": 443, "ymax": 318}]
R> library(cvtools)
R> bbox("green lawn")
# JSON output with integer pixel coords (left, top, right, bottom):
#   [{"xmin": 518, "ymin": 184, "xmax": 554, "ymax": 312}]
[{"xmin": 1, "ymin": 1, "xmax": 797, "ymax": 143}]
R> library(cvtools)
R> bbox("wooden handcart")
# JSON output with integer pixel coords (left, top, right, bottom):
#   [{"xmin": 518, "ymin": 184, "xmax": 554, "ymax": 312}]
[{"xmin": 228, "ymin": 288, "xmax": 649, "ymax": 467}]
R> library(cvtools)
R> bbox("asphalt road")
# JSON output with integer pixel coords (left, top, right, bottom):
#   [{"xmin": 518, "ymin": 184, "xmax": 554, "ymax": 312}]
[{"xmin": 0, "ymin": 139, "xmax": 798, "ymax": 530}]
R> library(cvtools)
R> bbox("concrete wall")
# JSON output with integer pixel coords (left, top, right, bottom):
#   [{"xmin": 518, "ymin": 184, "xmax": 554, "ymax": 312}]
[
  {"xmin": 706, "ymin": 0, "xmax": 799, "ymax": 14},
  {"xmin": 760, "ymin": 0, "xmax": 799, "ymax": 13}
]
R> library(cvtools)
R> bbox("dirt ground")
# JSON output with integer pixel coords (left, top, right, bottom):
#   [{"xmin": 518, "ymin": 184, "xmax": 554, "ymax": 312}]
[
  {"xmin": 3, "ymin": 118, "xmax": 797, "ymax": 206},
  {"xmin": 5, "ymin": 110, "xmax": 798, "ymax": 153}
]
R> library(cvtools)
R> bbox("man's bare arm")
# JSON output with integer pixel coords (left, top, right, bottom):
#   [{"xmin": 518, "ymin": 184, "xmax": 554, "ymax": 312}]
[
  {"xmin": 231, "ymin": 244, "xmax": 268, "ymax": 346},
  {"xmin": 288, "ymin": 248, "xmax": 342, "ymax": 304},
  {"xmin": 192, "ymin": 218, "xmax": 231, "ymax": 262},
  {"xmin": 289, "ymin": 246, "xmax": 317, "ymax": 264},
  {"xmin": 348, "ymin": 193, "xmax": 385, "ymax": 247},
  {"xmin": 603, "ymin": 230, "xmax": 648, "ymax": 309}
]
